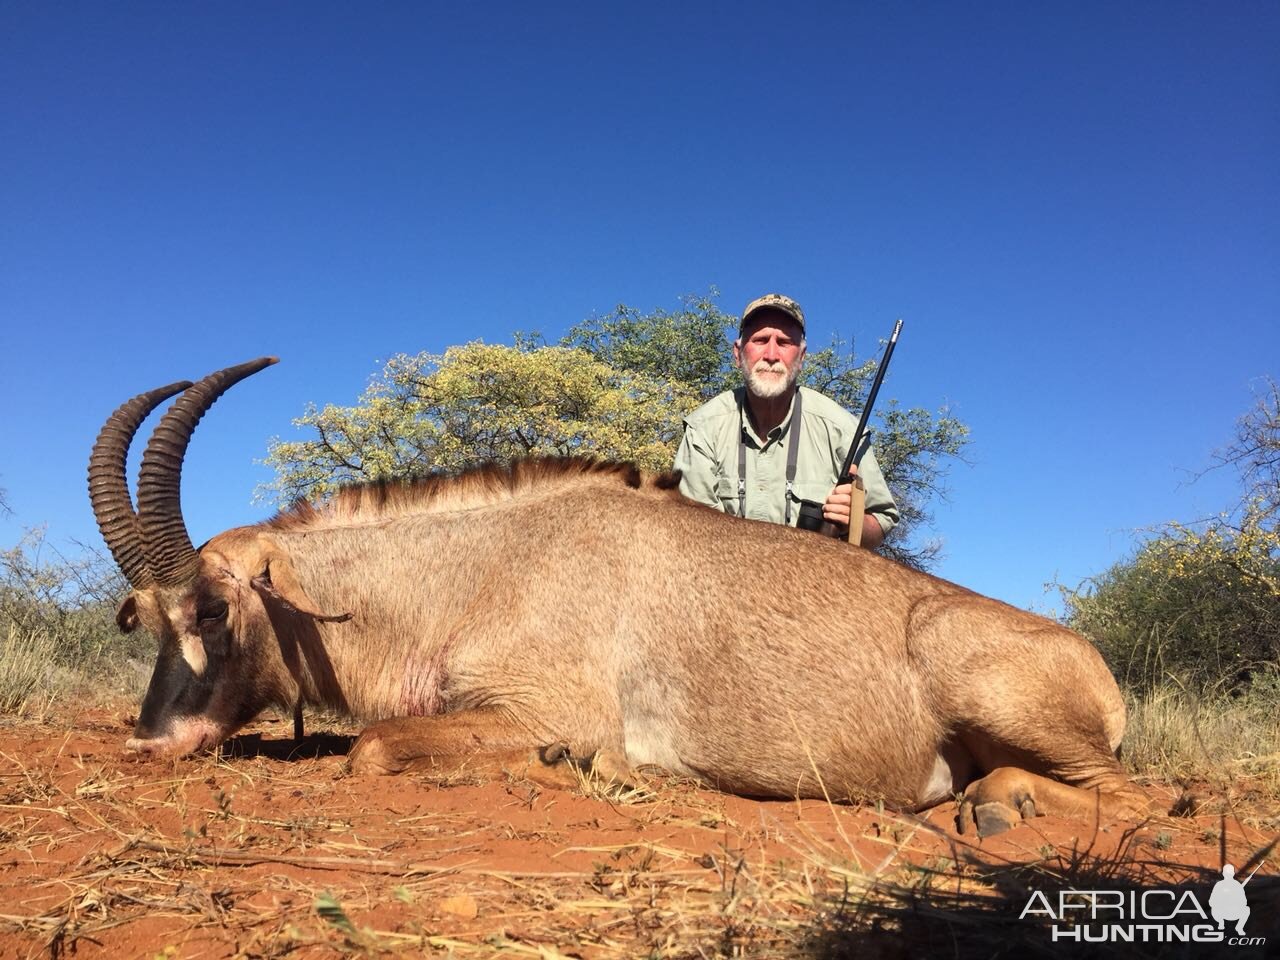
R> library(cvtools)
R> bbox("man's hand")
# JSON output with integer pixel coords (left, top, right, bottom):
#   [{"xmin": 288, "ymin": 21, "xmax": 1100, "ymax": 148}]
[
  {"xmin": 822, "ymin": 468, "xmax": 883, "ymax": 549},
  {"xmin": 822, "ymin": 478, "xmax": 857, "ymax": 528}
]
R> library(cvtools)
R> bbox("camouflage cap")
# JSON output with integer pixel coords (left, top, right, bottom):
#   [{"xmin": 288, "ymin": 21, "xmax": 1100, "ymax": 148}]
[{"xmin": 740, "ymin": 293, "xmax": 805, "ymax": 335}]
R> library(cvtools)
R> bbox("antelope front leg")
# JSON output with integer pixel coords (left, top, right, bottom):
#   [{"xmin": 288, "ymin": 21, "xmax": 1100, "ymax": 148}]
[
  {"xmin": 348, "ymin": 707, "xmax": 582, "ymax": 790},
  {"xmin": 957, "ymin": 767, "xmax": 1153, "ymax": 838}
]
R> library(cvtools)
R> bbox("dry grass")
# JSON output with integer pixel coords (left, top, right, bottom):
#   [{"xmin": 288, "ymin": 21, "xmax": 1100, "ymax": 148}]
[
  {"xmin": 0, "ymin": 623, "xmax": 154, "ymax": 723},
  {"xmin": 0, "ymin": 624, "xmax": 60, "ymax": 716},
  {"xmin": 1122, "ymin": 684, "xmax": 1280, "ymax": 814}
]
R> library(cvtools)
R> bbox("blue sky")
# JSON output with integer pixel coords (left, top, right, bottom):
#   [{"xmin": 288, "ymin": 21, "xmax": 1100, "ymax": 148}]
[{"xmin": 2, "ymin": 2, "xmax": 1276, "ymax": 614}]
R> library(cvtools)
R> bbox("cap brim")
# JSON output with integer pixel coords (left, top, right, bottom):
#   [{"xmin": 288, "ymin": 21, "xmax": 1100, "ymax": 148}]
[{"xmin": 740, "ymin": 306, "xmax": 804, "ymax": 333}]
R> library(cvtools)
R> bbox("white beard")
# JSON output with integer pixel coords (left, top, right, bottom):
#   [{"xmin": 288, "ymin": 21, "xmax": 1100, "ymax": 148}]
[{"xmin": 743, "ymin": 360, "xmax": 798, "ymax": 400}]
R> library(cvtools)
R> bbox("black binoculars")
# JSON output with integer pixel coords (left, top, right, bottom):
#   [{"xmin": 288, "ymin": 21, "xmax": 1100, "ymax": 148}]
[{"xmin": 796, "ymin": 499, "xmax": 845, "ymax": 539}]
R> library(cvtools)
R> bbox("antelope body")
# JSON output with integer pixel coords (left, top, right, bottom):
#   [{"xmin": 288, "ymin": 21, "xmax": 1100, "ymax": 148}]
[{"xmin": 90, "ymin": 359, "xmax": 1147, "ymax": 837}]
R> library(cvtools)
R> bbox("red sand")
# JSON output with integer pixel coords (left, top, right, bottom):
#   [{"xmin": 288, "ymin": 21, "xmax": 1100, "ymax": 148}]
[{"xmin": 1, "ymin": 707, "xmax": 1274, "ymax": 958}]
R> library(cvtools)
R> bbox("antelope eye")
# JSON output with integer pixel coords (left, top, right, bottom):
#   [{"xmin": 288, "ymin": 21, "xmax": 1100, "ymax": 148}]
[{"xmin": 197, "ymin": 599, "xmax": 229, "ymax": 623}]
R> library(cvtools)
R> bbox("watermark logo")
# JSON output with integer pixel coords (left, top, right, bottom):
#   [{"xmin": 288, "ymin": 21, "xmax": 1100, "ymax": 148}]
[
  {"xmin": 1210, "ymin": 864, "xmax": 1254, "ymax": 937},
  {"xmin": 1019, "ymin": 862, "xmax": 1266, "ymax": 946}
]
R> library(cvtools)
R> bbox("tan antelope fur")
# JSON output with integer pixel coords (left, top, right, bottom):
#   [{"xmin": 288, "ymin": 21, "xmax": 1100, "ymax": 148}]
[{"xmin": 89, "ymin": 359, "xmax": 1150, "ymax": 837}]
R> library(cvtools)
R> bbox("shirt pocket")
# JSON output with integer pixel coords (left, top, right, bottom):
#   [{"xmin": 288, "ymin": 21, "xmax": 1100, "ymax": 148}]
[
  {"xmin": 715, "ymin": 476, "xmax": 740, "ymax": 515},
  {"xmin": 789, "ymin": 481, "xmax": 833, "ymax": 510}
]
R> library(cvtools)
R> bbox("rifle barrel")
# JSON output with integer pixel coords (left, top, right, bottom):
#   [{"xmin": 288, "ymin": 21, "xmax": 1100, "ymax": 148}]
[{"xmin": 839, "ymin": 318, "xmax": 902, "ymax": 480}]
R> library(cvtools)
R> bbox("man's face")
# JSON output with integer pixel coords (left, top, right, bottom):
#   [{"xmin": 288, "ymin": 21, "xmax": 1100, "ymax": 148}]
[{"xmin": 735, "ymin": 311, "xmax": 806, "ymax": 400}]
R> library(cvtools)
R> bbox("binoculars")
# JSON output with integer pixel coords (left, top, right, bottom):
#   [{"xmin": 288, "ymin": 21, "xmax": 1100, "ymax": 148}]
[{"xmin": 796, "ymin": 498, "xmax": 845, "ymax": 539}]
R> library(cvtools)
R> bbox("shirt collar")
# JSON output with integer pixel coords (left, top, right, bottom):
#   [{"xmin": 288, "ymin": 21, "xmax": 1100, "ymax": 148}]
[{"xmin": 737, "ymin": 387, "xmax": 801, "ymax": 448}]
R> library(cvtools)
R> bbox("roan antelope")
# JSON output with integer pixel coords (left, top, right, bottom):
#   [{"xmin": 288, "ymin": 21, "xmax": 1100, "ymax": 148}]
[{"xmin": 89, "ymin": 358, "xmax": 1151, "ymax": 836}]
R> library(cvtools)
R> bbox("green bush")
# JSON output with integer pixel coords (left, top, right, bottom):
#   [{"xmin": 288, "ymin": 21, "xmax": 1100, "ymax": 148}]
[{"xmin": 1062, "ymin": 510, "xmax": 1280, "ymax": 694}]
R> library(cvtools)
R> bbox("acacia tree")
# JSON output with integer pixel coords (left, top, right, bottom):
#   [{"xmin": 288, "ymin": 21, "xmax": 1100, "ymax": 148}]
[
  {"xmin": 265, "ymin": 294, "xmax": 969, "ymax": 569},
  {"xmin": 558, "ymin": 291, "xmax": 739, "ymax": 402},
  {"xmin": 265, "ymin": 344, "xmax": 699, "ymax": 502}
]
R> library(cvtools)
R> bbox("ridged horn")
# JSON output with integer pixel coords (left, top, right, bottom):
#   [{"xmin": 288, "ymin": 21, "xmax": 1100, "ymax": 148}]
[
  {"xmin": 88, "ymin": 381, "xmax": 194, "ymax": 589},
  {"xmin": 136, "ymin": 357, "xmax": 279, "ymax": 587}
]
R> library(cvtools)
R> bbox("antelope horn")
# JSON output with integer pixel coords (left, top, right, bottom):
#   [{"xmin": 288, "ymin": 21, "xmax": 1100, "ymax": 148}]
[
  {"xmin": 136, "ymin": 357, "xmax": 279, "ymax": 587},
  {"xmin": 88, "ymin": 381, "xmax": 194, "ymax": 589}
]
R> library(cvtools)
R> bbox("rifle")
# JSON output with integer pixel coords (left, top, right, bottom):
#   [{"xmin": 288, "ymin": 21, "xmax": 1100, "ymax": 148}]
[{"xmin": 796, "ymin": 318, "xmax": 903, "ymax": 542}]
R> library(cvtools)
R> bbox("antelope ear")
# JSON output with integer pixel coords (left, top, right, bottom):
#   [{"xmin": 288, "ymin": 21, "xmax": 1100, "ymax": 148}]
[
  {"xmin": 251, "ymin": 552, "xmax": 352, "ymax": 624},
  {"xmin": 116, "ymin": 594, "xmax": 139, "ymax": 633}
]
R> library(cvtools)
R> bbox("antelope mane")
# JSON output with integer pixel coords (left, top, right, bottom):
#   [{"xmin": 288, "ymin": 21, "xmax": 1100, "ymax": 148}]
[{"xmin": 264, "ymin": 456, "xmax": 682, "ymax": 533}]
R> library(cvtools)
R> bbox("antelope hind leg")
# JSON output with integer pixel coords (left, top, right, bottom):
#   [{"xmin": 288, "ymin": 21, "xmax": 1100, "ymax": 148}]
[
  {"xmin": 957, "ymin": 767, "xmax": 1152, "ymax": 838},
  {"xmin": 348, "ymin": 708, "xmax": 584, "ymax": 790}
]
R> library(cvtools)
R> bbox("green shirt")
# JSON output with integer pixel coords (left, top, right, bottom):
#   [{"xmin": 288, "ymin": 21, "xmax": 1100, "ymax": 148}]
[{"xmin": 673, "ymin": 386, "xmax": 900, "ymax": 533}]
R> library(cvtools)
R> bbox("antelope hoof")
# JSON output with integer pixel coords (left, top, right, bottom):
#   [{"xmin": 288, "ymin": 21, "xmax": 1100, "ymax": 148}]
[
  {"xmin": 541, "ymin": 740, "xmax": 572, "ymax": 764},
  {"xmin": 973, "ymin": 801, "xmax": 1019, "ymax": 838},
  {"xmin": 348, "ymin": 727, "xmax": 410, "ymax": 776},
  {"xmin": 588, "ymin": 748, "xmax": 639, "ymax": 788},
  {"xmin": 958, "ymin": 792, "xmax": 1038, "ymax": 837}
]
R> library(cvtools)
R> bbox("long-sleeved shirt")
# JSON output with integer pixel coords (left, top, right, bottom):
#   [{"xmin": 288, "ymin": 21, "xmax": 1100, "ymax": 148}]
[{"xmin": 672, "ymin": 386, "xmax": 899, "ymax": 533}]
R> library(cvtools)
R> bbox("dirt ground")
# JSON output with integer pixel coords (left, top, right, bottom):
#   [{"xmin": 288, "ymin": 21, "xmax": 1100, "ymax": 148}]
[{"xmin": 1, "ymin": 705, "xmax": 1277, "ymax": 959}]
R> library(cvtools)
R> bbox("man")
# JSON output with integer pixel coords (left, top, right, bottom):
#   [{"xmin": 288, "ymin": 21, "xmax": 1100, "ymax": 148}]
[{"xmin": 673, "ymin": 293, "xmax": 899, "ymax": 548}]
